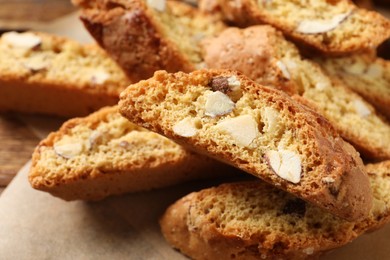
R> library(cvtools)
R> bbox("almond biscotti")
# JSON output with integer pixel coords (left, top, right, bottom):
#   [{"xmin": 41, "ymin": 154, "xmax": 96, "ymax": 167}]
[
  {"xmin": 202, "ymin": 25, "xmax": 390, "ymax": 160},
  {"xmin": 201, "ymin": 0, "xmax": 390, "ymax": 55},
  {"xmin": 0, "ymin": 31, "xmax": 130, "ymax": 118},
  {"xmin": 119, "ymin": 69, "xmax": 372, "ymax": 221},
  {"xmin": 160, "ymin": 160, "xmax": 390, "ymax": 260},
  {"xmin": 73, "ymin": 0, "xmax": 226, "ymax": 82},
  {"xmin": 315, "ymin": 54, "xmax": 390, "ymax": 120},
  {"xmin": 29, "ymin": 106, "xmax": 233, "ymax": 201},
  {"xmin": 358, "ymin": 160, "xmax": 390, "ymax": 232}
]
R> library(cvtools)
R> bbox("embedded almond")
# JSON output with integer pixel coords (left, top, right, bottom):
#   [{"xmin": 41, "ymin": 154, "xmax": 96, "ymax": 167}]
[
  {"xmin": 296, "ymin": 11, "xmax": 352, "ymax": 34},
  {"xmin": 227, "ymin": 76, "xmax": 241, "ymax": 89},
  {"xmin": 215, "ymin": 115, "xmax": 259, "ymax": 147},
  {"xmin": 2, "ymin": 32, "xmax": 41, "ymax": 49},
  {"xmin": 90, "ymin": 70, "xmax": 110, "ymax": 85},
  {"xmin": 147, "ymin": 0, "xmax": 166, "ymax": 12},
  {"xmin": 354, "ymin": 99, "xmax": 371, "ymax": 117},
  {"xmin": 54, "ymin": 142, "xmax": 83, "ymax": 159},
  {"xmin": 88, "ymin": 130, "xmax": 105, "ymax": 149},
  {"xmin": 303, "ymin": 247, "xmax": 315, "ymax": 255},
  {"xmin": 205, "ymin": 91, "xmax": 235, "ymax": 117},
  {"xmin": 265, "ymin": 150, "xmax": 302, "ymax": 183},
  {"xmin": 276, "ymin": 60, "xmax": 290, "ymax": 79},
  {"xmin": 322, "ymin": 177, "xmax": 335, "ymax": 183},
  {"xmin": 173, "ymin": 117, "xmax": 198, "ymax": 137},
  {"xmin": 262, "ymin": 107, "xmax": 280, "ymax": 133},
  {"xmin": 315, "ymin": 81, "xmax": 330, "ymax": 91},
  {"xmin": 23, "ymin": 55, "xmax": 50, "ymax": 72}
]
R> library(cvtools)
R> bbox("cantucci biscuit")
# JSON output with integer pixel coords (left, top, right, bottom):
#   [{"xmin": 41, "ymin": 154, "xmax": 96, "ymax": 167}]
[
  {"xmin": 200, "ymin": 0, "xmax": 390, "ymax": 55},
  {"xmin": 119, "ymin": 69, "xmax": 372, "ymax": 221},
  {"xmin": 73, "ymin": 0, "xmax": 226, "ymax": 82},
  {"xmin": 202, "ymin": 26, "xmax": 390, "ymax": 160},
  {"xmin": 29, "ymin": 106, "xmax": 233, "ymax": 201},
  {"xmin": 0, "ymin": 31, "xmax": 129, "ymax": 117},
  {"xmin": 315, "ymin": 54, "xmax": 390, "ymax": 120},
  {"xmin": 160, "ymin": 160, "xmax": 390, "ymax": 260}
]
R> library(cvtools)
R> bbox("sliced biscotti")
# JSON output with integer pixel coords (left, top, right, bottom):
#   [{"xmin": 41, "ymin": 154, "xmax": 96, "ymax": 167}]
[
  {"xmin": 0, "ymin": 31, "xmax": 130, "ymax": 118},
  {"xmin": 161, "ymin": 181, "xmax": 357, "ymax": 260},
  {"xmin": 119, "ymin": 69, "xmax": 372, "ymax": 221},
  {"xmin": 203, "ymin": 0, "xmax": 390, "ymax": 55},
  {"xmin": 201, "ymin": 26, "xmax": 297, "ymax": 95},
  {"xmin": 29, "ymin": 106, "xmax": 232, "ymax": 201},
  {"xmin": 73, "ymin": 0, "xmax": 226, "ymax": 82},
  {"xmin": 202, "ymin": 25, "xmax": 390, "ymax": 160},
  {"xmin": 160, "ymin": 161, "xmax": 390, "ymax": 260},
  {"xmin": 361, "ymin": 160, "xmax": 390, "ymax": 231},
  {"xmin": 315, "ymin": 54, "xmax": 390, "ymax": 119}
]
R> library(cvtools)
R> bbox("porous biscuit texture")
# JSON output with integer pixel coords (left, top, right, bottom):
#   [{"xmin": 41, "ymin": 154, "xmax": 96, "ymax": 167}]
[
  {"xmin": 0, "ymin": 31, "xmax": 129, "ymax": 117},
  {"xmin": 74, "ymin": 0, "xmax": 225, "ymax": 82},
  {"xmin": 202, "ymin": 25, "xmax": 390, "ymax": 160},
  {"xmin": 29, "ymin": 106, "xmax": 231, "ymax": 201},
  {"xmin": 316, "ymin": 54, "xmax": 390, "ymax": 120},
  {"xmin": 202, "ymin": 0, "xmax": 390, "ymax": 55},
  {"xmin": 160, "ymin": 161, "xmax": 390, "ymax": 260},
  {"xmin": 119, "ymin": 69, "xmax": 372, "ymax": 221},
  {"xmin": 201, "ymin": 26, "xmax": 297, "ymax": 95},
  {"xmin": 361, "ymin": 160, "xmax": 390, "ymax": 231}
]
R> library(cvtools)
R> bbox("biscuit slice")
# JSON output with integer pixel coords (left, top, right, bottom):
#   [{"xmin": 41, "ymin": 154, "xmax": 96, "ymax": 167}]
[
  {"xmin": 119, "ymin": 69, "xmax": 372, "ymax": 221},
  {"xmin": 0, "ymin": 31, "xmax": 129, "ymax": 118},
  {"xmin": 73, "ymin": 0, "xmax": 226, "ymax": 82},
  {"xmin": 359, "ymin": 160, "xmax": 390, "ymax": 232},
  {"xmin": 29, "ymin": 106, "xmax": 233, "ymax": 201},
  {"xmin": 201, "ymin": 0, "xmax": 390, "ymax": 55},
  {"xmin": 315, "ymin": 54, "xmax": 390, "ymax": 120},
  {"xmin": 202, "ymin": 26, "xmax": 390, "ymax": 160},
  {"xmin": 160, "ymin": 161, "xmax": 390, "ymax": 260}
]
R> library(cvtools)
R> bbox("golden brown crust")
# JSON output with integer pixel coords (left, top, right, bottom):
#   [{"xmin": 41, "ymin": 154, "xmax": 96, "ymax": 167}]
[
  {"xmin": 201, "ymin": 26, "xmax": 298, "ymax": 95},
  {"xmin": 211, "ymin": 0, "xmax": 390, "ymax": 55},
  {"xmin": 76, "ymin": 0, "xmax": 223, "ymax": 82},
  {"xmin": 200, "ymin": 25, "xmax": 390, "ymax": 161},
  {"xmin": 29, "ymin": 106, "xmax": 234, "ymax": 200},
  {"xmin": 160, "ymin": 162, "xmax": 390, "ymax": 260},
  {"xmin": 119, "ymin": 69, "xmax": 372, "ymax": 221},
  {"xmin": 0, "ymin": 79, "xmax": 119, "ymax": 118},
  {"xmin": 81, "ymin": 3, "xmax": 194, "ymax": 82},
  {"xmin": 0, "ymin": 31, "xmax": 129, "ymax": 117},
  {"xmin": 315, "ymin": 54, "xmax": 390, "ymax": 120},
  {"xmin": 160, "ymin": 181, "xmax": 359, "ymax": 260}
]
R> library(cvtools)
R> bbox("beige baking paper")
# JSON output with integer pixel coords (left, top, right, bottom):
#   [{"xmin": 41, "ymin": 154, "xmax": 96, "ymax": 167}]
[{"xmin": 0, "ymin": 160, "xmax": 390, "ymax": 259}]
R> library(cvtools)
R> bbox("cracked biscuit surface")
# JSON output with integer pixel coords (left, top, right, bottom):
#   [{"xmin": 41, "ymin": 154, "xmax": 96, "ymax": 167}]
[
  {"xmin": 316, "ymin": 54, "xmax": 390, "ymax": 120},
  {"xmin": 202, "ymin": 25, "xmax": 390, "ymax": 160},
  {"xmin": 74, "ymin": 0, "xmax": 226, "ymax": 82},
  {"xmin": 200, "ymin": 0, "xmax": 390, "ymax": 55},
  {"xmin": 119, "ymin": 69, "xmax": 372, "ymax": 221},
  {"xmin": 0, "ymin": 31, "xmax": 129, "ymax": 117},
  {"xmin": 29, "ymin": 106, "xmax": 232, "ymax": 200},
  {"xmin": 160, "ymin": 160, "xmax": 390, "ymax": 260}
]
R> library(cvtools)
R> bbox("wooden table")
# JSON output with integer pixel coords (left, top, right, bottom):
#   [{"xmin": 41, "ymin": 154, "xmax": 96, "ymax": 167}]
[
  {"xmin": 0, "ymin": 115, "xmax": 40, "ymax": 194},
  {"xmin": 0, "ymin": 0, "xmax": 76, "ymax": 194},
  {"xmin": 0, "ymin": 0, "xmax": 76, "ymax": 29}
]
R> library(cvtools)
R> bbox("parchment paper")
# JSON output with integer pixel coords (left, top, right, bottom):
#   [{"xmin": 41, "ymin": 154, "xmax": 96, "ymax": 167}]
[{"xmin": 0, "ymin": 161, "xmax": 389, "ymax": 259}]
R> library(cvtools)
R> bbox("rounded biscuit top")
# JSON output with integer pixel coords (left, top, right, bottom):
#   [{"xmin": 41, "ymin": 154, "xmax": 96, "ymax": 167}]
[{"xmin": 119, "ymin": 69, "xmax": 373, "ymax": 221}]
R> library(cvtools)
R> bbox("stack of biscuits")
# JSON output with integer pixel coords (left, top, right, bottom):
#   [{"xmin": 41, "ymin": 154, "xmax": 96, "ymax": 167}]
[{"xmin": 1, "ymin": 0, "xmax": 389, "ymax": 259}]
